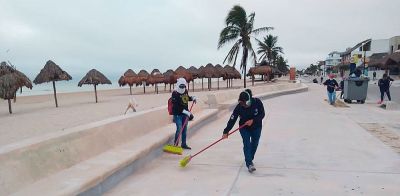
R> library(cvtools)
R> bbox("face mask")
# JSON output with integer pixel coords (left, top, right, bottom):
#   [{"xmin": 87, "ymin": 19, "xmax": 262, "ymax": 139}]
[{"xmin": 177, "ymin": 84, "xmax": 186, "ymax": 94}]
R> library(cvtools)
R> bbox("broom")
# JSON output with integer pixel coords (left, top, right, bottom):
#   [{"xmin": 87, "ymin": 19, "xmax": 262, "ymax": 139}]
[
  {"xmin": 180, "ymin": 124, "xmax": 246, "ymax": 167},
  {"xmin": 163, "ymin": 102, "xmax": 195, "ymax": 155}
]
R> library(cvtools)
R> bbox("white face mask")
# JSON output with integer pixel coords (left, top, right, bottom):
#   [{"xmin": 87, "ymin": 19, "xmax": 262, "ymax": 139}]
[{"xmin": 176, "ymin": 85, "xmax": 186, "ymax": 94}]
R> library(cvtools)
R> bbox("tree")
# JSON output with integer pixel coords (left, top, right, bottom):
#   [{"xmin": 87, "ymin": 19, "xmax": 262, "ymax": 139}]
[
  {"xmin": 276, "ymin": 56, "xmax": 289, "ymax": 73},
  {"xmin": 256, "ymin": 34, "xmax": 283, "ymax": 67},
  {"xmin": 218, "ymin": 5, "xmax": 273, "ymax": 88}
]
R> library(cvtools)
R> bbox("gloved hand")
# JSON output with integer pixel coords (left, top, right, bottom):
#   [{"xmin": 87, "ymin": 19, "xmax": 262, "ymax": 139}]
[
  {"xmin": 182, "ymin": 109, "xmax": 192, "ymax": 117},
  {"xmin": 189, "ymin": 114, "xmax": 194, "ymax": 121},
  {"xmin": 191, "ymin": 96, "xmax": 197, "ymax": 104}
]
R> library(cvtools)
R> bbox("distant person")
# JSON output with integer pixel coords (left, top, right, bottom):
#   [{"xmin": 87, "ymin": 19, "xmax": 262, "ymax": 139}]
[
  {"xmin": 171, "ymin": 78, "xmax": 196, "ymax": 149},
  {"xmin": 340, "ymin": 78, "xmax": 345, "ymax": 99},
  {"xmin": 323, "ymin": 74, "xmax": 339, "ymax": 105},
  {"xmin": 222, "ymin": 89, "xmax": 265, "ymax": 173},
  {"xmin": 373, "ymin": 71, "xmax": 377, "ymax": 81},
  {"xmin": 313, "ymin": 78, "xmax": 318, "ymax": 83},
  {"xmin": 377, "ymin": 73, "xmax": 394, "ymax": 104},
  {"xmin": 320, "ymin": 76, "xmax": 323, "ymax": 84}
]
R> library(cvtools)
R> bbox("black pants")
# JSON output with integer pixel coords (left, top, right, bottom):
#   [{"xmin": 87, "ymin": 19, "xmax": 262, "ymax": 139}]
[
  {"xmin": 380, "ymin": 89, "xmax": 391, "ymax": 101},
  {"xmin": 340, "ymin": 91, "xmax": 344, "ymax": 99}
]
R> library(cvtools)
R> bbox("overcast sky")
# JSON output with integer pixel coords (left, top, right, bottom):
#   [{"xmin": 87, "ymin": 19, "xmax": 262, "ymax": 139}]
[{"xmin": 1, "ymin": 0, "xmax": 399, "ymax": 78}]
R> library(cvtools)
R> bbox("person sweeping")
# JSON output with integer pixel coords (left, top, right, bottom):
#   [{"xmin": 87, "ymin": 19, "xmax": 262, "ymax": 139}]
[
  {"xmin": 222, "ymin": 89, "xmax": 265, "ymax": 173},
  {"xmin": 171, "ymin": 78, "xmax": 196, "ymax": 150}
]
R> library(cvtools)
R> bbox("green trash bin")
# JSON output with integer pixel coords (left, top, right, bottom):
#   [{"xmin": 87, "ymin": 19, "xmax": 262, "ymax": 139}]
[{"xmin": 343, "ymin": 77, "xmax": 369, "ymax": 104}]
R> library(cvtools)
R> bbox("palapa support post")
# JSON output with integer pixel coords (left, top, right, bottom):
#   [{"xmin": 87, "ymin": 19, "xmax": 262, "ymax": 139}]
[
  {"xmin": 201, "ymin": 78, "xmax": 204, "ymax": 91},
  {"xmin": 192, "ymin": 80, "xmax": 195, "ymax": 92},
  {"xmin": 129, "ymin": 86, "xmax": 132, "ymax": 95},
  {"xmin": 52, "ymin": 81, "xmax": 58, "ymax": 107},
  {"xmin": 94, "ymin": 84, "xmax": 98, "ymax": 103},
  {"xmin": 8, "ymin": 99, "xmax": 12, "ymax": 114}
]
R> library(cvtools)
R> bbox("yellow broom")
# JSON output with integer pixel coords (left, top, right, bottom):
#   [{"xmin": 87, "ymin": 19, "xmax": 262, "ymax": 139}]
[
  {"xmin": 180, "ymin": 124, "xmax": 246, "ymax": 167},
  {"xmin": 163, "ymin": 102, "xmax": 195, "ymax": 155}
]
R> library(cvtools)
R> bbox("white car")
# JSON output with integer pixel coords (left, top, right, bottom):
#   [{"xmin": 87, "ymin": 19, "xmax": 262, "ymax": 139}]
[{"xmin": 303, "ymin": 74, "xmax": 309, "ymax": 77}]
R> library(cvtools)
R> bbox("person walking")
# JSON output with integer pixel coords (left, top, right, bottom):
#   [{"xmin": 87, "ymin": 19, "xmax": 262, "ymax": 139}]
[
  {"xmin": 378, "ymin": 73, "xmax": 394, "ymax": 104},
  {"xmin": 340, "ymin": 78, "xmax": 345, "ymax": 99},
  {"xmin": 323, "ymin": 74, "xmax": 339, "ymax": 105},
  {"xmin": 320, "ymin": 76, "xmax": 323, "ymax": 84},
  {"xmin": 373, "ymin": 71, "xmax": 377, "ymax": 81},
  {"xmin": 222, "ymin": 89, "xmax": 265, "ymax": 173},
  {"xmin": 171, "ymin": 78, "xmax": 197, "ymax": 149}
]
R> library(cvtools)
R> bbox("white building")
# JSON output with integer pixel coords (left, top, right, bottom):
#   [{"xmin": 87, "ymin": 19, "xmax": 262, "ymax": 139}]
[
  {"xmin": 389, "ymin": 36, "xmax": 400, "ymax": 54},
  {"xmin": 324, "ymin": 51, "xmax": 341, "ymax": 75}
]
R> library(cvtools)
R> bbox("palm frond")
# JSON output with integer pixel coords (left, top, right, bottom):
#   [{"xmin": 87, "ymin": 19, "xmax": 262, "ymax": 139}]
[
  {"xmin": 218, "ymin": 26, "xmax": 241, "ymax": 49},
  {"xmin": 252, "ymin": 26, "xmax": 274, "ymax": 35},
  {"xmin": 223, "ymin": 40, "xmax": 241, "ymax": 64},
  {"xmin": 226, "ymin": 5, "xmax": 247, "ymax": 27}
]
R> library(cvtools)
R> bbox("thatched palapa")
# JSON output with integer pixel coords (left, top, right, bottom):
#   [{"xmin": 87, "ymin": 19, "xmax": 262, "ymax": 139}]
[
  {"xmin": 148, "ymin": 69, "xmax": 164, "ymax": 94},
  {"xmin": 163, "ymin": 69, "xmax": 177, "ymax": 92},
  {"xmin": 33, "ymin": 60, "xmax": 71, "ymax": 107},
  {"xmin": 118, "ymin": 69, "xmax": 138, "ymax": 95},
  {"xmin": 187, "ymin": 66, "xmax": 199, "ymax": 92},
  {"xmin": 78, "ymin": 69, "xmax": 111, "ymax": 103},
  {"xmin": 137, "ymin": 70, "xmax": 150, "ymax": 93},
  {"xmin": 0, "ymin": 62, "xmax": 33, "ymax": 114}
]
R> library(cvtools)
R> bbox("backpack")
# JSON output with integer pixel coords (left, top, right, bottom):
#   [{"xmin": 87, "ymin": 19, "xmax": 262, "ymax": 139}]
[{"xmin": 168, "ymin": 97, "xmax": 173, "ymax": 115}]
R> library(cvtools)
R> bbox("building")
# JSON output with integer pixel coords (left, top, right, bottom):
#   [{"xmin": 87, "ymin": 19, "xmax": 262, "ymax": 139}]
[
  {"xmin": 324, "ymin": 51, "xmax": 341, "ymax": 75},
  {"xmin": 389, "ymin": 36, "xmax": 400, "ymax": 54}
]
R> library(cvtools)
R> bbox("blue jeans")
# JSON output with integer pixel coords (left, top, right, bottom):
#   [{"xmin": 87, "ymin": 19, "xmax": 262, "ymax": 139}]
[
  {"xmin": 173, "ymin": 114, "xmax": 188, "ymax": 146},
  {"xmin": 327, "ymin": 91, "xmax": 336, "ymax": 104},
  {"xmin": 239, "ymin": 127, "xmax": 262, "ymax": 168}
]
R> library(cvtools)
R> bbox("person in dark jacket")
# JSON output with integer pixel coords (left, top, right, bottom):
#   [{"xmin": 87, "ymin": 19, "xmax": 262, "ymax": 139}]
[
  {"xmin": 323, "ymin": 74, "xmax": 339, "ymax": 105},
  {"xmin": 378, "ymin": 73, "xmax": 394, "ymax": 104},
  {"xmin": 222, "ymin": 89, "xmax": 265, "ymax": 173},
  {"xmin": 171, "ymin": 78, "xmax": 197, "ymax": 149}
]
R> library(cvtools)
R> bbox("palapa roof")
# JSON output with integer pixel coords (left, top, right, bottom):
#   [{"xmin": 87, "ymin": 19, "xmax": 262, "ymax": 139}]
[
  {"xmin": 78, "ymin": 69, "xmax": 112, "ymax": 87},
  {"xmin": 118, "ymin": 69, "xmax": 138, "ymax": 86},
  {"xmin": 147, "ymin": 69, "xmax": 164, "ymax": 84},
  {"xmin": 248, "ymin": 65, "xmax": 272, "ymax": 76},
  {"xmin": 201, "ymin": 63, "xmax": 219, "ymax": 78},
  {"xmin": 175, "ymin": 66, "xmax": 193, "ymax": 82},
  {"xmin": 163, "ymin": 69, "xmax": 177, "ymax": 84},
  {"xmin": 0, "ymin": 73, "xmax": 23, "ymax": 99},
  {"xmin": 197, "ymin": 66, "xmax": 205, "ymax": 78},
  {"xmin": 368, "ymin": 53, "xmax": 388, "ymax": 67},
  {"xmin": 187, "ymin": 66, "xmax": 200, "ymax": 79},
  {"xmin": 33, "ymin": 60, "xmax": 72, "ymax": 84},
  {"xmin": 0, "ymin": 61, "xmax": 33, "ymax": 89}
]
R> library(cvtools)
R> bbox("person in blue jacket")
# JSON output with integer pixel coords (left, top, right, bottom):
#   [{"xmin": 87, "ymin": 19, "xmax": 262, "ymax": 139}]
[{"xmin": 222, "ymin": 89, "xmax": 265, "ymax": 173}]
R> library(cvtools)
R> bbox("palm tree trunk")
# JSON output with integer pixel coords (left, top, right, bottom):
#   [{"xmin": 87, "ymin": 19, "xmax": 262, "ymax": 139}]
[
  {"xmin": 52, "ymin": 81, "xmax": 58, "ymax": 107},
  {"xmin": 8, "ymin": 99, "xmax": 12, "ymax": 114},
  {"xmin": 129, "ymin": 86, "xmax": 132, "ymax": 95},
  {"xmin": 242, "ymin": 48, "xmax": 249, "ymax": 88},
  {"xmin": 94, "ymin": 84, "xmax": 98, "ymax": 103}
]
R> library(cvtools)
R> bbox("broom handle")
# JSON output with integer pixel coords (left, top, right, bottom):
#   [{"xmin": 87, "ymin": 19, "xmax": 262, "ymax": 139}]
[
  {"xmin": 191, "ymin": 124, "xmax": 246, "ymax": 158},
  {"xmin": 174, "ymin": 102, "xmax": 195, "ymax": 146}
]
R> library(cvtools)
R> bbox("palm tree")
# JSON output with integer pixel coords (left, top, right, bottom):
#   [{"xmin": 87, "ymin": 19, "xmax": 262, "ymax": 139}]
[
  {"xmin": 218, "ymin": 5, "xmax": 273, "ymax": 88},
  {"xmin": 257, "ymin": 34, "xmax": 283, "ymax": 67},
  {"xmin": 276, "ymin": 55, "xmax": 289, "ymax": 73}
]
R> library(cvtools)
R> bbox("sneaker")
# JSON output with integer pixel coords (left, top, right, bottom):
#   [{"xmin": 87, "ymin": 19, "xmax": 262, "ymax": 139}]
[
  {"xmin": 248, "ymin": 164, "xmax": 256, "ymax": 173},
  {"xmin": 181, "ymin": 145, "xmax": 191, "ymax": 150}
]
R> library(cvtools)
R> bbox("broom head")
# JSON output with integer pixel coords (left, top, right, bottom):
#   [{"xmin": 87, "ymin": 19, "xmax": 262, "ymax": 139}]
[
  {"xmin": 180, "ymin": 155, "xmax": 191, "ymax": 167},
  {"xmin": 163, "ymin": 144, "xmax": 183, "ymax": 155}
]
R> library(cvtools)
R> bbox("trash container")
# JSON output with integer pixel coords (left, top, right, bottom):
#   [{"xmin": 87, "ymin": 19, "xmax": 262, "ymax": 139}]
[{"xmin": 343, "ymin": 77, "xmax": 369, "ymax": 104}]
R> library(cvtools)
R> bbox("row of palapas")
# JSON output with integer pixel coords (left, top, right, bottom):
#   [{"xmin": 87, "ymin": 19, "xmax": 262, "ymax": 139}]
[{"xmin": 0, "ymin": 60, "xmax": 271, "ymax": 114}]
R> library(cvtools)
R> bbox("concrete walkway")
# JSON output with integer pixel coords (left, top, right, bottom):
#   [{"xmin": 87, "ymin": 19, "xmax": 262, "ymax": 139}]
[{"xmin": 106, "ymin": 84, "xmax": 400, "ymax": 196}]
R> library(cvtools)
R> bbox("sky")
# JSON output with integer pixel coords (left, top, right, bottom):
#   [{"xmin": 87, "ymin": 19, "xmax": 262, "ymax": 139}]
[{"xmin": 1, "ymin": 0, "xmax": 399, "ymax": 79}]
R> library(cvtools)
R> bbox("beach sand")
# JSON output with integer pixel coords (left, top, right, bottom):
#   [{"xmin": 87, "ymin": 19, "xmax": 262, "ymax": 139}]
[{"xmin": 0, "ymin": 78, "xmax": 285, "ymax": 147}]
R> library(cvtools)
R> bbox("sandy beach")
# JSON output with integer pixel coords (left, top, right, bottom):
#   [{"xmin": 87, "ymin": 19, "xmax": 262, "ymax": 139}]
[{"xmin": 0, "ymin": 78, "xmax": 284, "ymax": 147}]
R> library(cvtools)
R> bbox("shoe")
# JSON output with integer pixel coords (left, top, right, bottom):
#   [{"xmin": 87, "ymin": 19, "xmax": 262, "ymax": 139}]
[
  {"xmin": 248, "ymin": 164, "xmax": 256, "ymax": 173},
  {"xmin": 377, "ymin": 100, "xmax": 383, "ymax": 104},
  {"xmin": 181, "ymin": 145, "xmax": 191, "ymax": 150}
]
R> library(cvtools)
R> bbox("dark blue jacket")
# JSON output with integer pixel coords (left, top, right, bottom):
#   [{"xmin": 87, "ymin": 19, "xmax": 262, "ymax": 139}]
[
  {"xmin": 323, "ymin": 79, "xmax": 339, "ymax": 93},
  {"xmin": 223, "ymin": 98, "xmax": 265, "ymax": 134},
  {"xmin": 378, "ymin": 77, "xmax": 394, "ymax": 91}
]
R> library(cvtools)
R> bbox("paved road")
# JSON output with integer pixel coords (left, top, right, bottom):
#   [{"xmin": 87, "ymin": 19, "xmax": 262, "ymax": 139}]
[{"xmin": 106, "ymin": 84, "xmax": 400, "ymax": 196}]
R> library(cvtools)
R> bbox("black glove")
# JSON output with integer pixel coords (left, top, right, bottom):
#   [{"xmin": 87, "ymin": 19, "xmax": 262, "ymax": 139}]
[{"xmin": 189, "ymin": 114, "xmax": 194, "ymax": 121}]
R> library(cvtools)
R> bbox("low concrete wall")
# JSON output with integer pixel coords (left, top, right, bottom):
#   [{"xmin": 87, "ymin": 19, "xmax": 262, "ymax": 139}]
[
  {"xmin": 0, "ymin": 102, "xmax": 205, "ymax": 195},
  {"xmin": 206, "ymin": 83, "xmax": 303, "ymax": 107}
]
